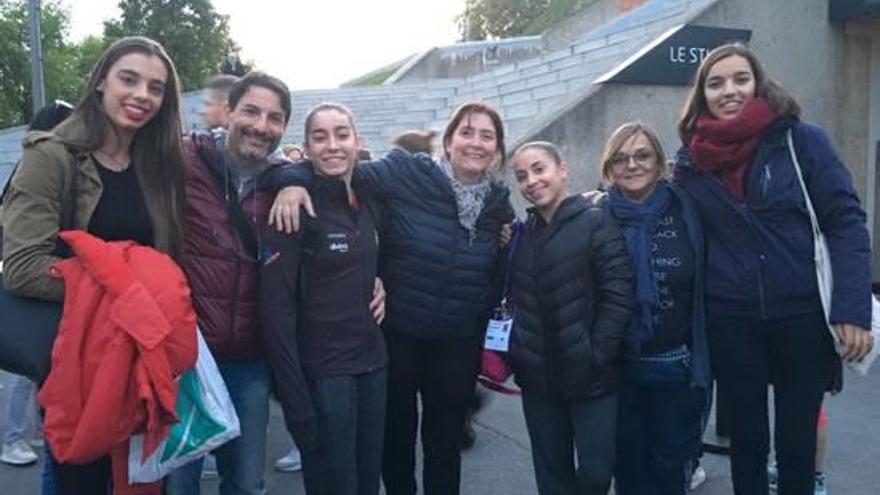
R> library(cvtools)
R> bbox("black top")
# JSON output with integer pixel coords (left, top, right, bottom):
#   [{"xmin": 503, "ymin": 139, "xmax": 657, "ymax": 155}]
[
  {"xmin": 296, "ymin": 177, "xmax": 386, "ymax": 379},
  {"xmin": 87, "ymin": 161, "xmax": 154, "ymax": 246},
  {"xmin": 260, "ymin": 171, "xmax": 385, "ymax": 452},
  {"xmin": 642, "ymin": 201, "xmax": 694, "ymax": 355}
]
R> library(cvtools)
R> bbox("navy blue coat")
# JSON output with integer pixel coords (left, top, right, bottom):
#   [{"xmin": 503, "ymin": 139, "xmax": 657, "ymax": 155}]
[
  {"xmin": 283, "ymin": 149, "xmax": 515, "ymax": 340},
  {"xmin": 674, "ymin": 118, "xmax": 871, "ymax": 328}
]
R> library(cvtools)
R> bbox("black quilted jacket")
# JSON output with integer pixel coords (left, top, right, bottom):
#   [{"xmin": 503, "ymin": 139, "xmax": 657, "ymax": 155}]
[{"xmin": 508, "ymin": 195, "xmax": 633, "ymax": 399}]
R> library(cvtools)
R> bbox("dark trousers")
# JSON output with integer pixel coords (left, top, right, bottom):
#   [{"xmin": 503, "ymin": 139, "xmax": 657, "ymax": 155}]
[
  {"xmin": 50, "ymin": 454, "xmax": 110, "ymax": 494},
  {"xmin": 302, "ymin": 368, "xmax": 388, "ymax": 495},
  {"xmin": 521, "ymin": 392, "xmax": 617, "ymax": 495},
  {"xmin": 614, "ymin": 347, "xmax": 707, "ymax": 495},
  {"xmin": 709, "ymin": 311, "xmax": 836, "ymax": 495},
  {"xmin": 715, "ymin": 380, "xmax": 731, "ymax": 437},
  {"xmin": 381, "ymin": 331, "xmax": 481, "ymax": 495}
]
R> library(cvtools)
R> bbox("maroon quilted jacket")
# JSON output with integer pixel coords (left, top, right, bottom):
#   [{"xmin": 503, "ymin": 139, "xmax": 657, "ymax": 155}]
[{"xmin": 181, "ymin": 132, "xmax": 285, "ymax": 360}]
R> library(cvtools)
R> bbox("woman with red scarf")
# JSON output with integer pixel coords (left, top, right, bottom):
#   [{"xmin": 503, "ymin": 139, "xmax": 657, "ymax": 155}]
[{"xmin": 673, "ymin": 43, "xmax": 872, "ymax": 495}]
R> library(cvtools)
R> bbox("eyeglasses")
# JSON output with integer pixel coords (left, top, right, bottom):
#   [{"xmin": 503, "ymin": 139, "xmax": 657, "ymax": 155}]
[{"xmin": 607, "ymin": 150, "xmax": 656, "ymax": 170}]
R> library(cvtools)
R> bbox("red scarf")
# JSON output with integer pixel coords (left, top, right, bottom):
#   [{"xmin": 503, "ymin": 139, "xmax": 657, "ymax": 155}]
[{"xmin": 689, "ymin": 97, "xmax": 777, "ymax": 200}]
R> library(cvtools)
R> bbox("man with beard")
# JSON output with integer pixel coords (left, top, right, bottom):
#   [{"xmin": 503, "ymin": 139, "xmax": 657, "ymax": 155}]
[{"xmin": 165, "ymin": 71, "xmax": 294, "ymax": 495}]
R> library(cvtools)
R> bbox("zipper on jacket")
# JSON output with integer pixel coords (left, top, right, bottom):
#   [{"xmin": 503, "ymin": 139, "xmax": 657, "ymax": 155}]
[
  {"xmin": 760, "ymin": 165, "xmax": 772, "ymax": 200},
  {"xmin": 229, "ymin": 257, "xmax": 241, "ymax": 344},
  {"xmin": 757, "ymin": 253, "xmax": 767, "ymax": 319},
  {"xmin": 530, "ymin": 219, "xmax": 556, "ymax": 393}
]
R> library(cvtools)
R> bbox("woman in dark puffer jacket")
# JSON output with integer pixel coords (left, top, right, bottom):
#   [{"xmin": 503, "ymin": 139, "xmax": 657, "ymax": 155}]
[
  {"xmin": 508, "ymin": 141, "xmax": 633, "ymax": 495},
  {"xmin": 674, "ymin": 43, "xmax": 872, "ymax": 495}
]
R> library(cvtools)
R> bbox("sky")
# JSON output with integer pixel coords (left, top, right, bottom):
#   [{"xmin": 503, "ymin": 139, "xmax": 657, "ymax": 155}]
[{"xmin": 63, "ymin": 0, "xmax": 466, "ymax": 90}]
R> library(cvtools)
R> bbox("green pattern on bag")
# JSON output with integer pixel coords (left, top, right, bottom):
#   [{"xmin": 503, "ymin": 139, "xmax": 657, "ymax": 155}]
[{"xmin": 160, "ymin": 369, "xmax": 226, "ymax": 461}]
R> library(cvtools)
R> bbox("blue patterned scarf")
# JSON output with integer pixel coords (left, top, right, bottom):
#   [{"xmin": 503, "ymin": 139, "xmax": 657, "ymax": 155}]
[{"xmin": 607, "ymin": 183, "xmax": 672, "ymax": 345}]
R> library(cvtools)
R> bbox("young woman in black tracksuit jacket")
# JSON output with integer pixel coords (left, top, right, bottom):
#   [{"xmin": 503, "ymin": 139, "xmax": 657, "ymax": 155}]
[
  {"xmin": 275, "ymin": 102, "xmax": 515, "ymax": 495},
  {"xmin": 260, "ymin": 103, "xmax": 387, "ymax": 495},
  {"xmin": 508, "ymin": 141, "xmax": 633, "ymax": 495}
]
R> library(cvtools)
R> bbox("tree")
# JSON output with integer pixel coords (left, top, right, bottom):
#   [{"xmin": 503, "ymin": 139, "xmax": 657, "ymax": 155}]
[
  {"xmin": 104, "ymin": 0, "xmax": 240, "ymax": 91},
  {"xmin": 0, "ymin": 0, "xmax": 97, "ymax": 128},
  {"xmin": 457, "ymin": 0, "xmax": 598, "ymax": 41}
]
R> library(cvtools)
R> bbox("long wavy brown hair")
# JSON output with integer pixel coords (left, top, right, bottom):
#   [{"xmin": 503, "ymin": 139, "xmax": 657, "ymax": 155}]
[
  {"xmin": 53, "ymin": 36, "xmax": 185, "ymax": 260},
  {"xmin": 677, "ymin": 43, "xmax": 801, "ymax": 142}
]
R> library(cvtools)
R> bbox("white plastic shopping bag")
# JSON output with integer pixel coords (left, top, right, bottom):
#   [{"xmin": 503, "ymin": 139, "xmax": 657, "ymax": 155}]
[{"xmin": 128, "ymin": 330, "xmax": 240, "ymax": 483}]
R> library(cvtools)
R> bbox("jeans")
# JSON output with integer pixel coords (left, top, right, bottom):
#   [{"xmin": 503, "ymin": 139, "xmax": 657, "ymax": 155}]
[
  {"xmin": 165, "ymin": 359, "xmax": 271, "ymax": 495},
  {"xmin": 382, "ymin": 331, "xmax": 482, "ymax": 495},
  {"xmin": 42, "ymin": 443, "xmax": 56, "ymax": 495},
  {"xmin": 4, "ymin": 374, "xmax": 40, "ymax": 444},
  {"xmin": 614, "ymin": 346, "xmax": 707, "ymax": 495},
  {"xmin": 521, "ymin": 392, "xmax": 617, "ymax": 495},
  {"xmin": 709, "ymin": 311, "xmax": 836, "ymax": 495},
  {"xmin": 301, "ymin": 368, "xmax": 387, "ymax": 495}
]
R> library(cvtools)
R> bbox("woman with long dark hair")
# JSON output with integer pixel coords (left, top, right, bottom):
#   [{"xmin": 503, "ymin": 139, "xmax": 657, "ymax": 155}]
[
  {"xmin": 1, "ymin": 36, "xmax": 187, "ymax": 494},
  {"xmin": 674, "ymin": 43, "xmax": 872, "ymax": 495}
]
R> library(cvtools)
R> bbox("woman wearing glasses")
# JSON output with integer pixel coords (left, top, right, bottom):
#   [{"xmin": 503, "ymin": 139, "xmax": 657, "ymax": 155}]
[{"xmin": 596, "ymin": 123, "xmax": 709, "ymax": 495}]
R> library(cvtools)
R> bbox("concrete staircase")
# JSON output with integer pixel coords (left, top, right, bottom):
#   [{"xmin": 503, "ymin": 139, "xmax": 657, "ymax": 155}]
[{"xmin": 1, "ymin": 0, "xmax": 716, "ymax": 188}]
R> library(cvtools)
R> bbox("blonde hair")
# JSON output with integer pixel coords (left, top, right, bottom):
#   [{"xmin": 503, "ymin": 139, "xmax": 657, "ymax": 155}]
[{"xmin": 599, "ymin": 122, "xmax": 668, "ymax": 186}]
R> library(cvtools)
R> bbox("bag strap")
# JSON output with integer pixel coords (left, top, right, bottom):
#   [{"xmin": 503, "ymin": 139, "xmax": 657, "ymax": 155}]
[
  {"xmin": 786, "ymin": 129, "xmax": 822, "ymax": 238},
  {"xmin": 788, "ymin": 129, "xmax": 839, "ymax": 341},
  {"xmin": 198, "ymin": 134, "xmax": 259, "ymax": 258},
  {"xmin": 52, "ymin": 154, "xmax": 79, "ymax": 258}
]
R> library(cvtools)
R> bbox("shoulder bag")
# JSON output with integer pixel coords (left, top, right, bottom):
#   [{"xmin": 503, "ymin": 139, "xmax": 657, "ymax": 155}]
[
  {"xmin": 0, "ymin": 154, "xmax": 78, "ymax": 382},
  {"xmin": 787, "ymin": 129, "xmax": 879, "ymax": 375}
]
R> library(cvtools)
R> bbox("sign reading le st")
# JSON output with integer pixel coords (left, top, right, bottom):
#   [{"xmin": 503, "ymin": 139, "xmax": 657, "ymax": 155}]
[{"xmin": 601, "ymin": 24, "xmax": 752, "ymax": 86}]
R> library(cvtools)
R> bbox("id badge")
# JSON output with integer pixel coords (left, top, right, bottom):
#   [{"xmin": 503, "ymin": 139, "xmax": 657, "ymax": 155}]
[{"xmin": 484, "ymin": 303, "xmax": 514, "ymax": 352}]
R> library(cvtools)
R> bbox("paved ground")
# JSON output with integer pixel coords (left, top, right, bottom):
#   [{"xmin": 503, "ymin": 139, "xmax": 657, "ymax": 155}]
[{"xmin": 0, "ymin": 366, "xmax": 878, "ymax": 494}]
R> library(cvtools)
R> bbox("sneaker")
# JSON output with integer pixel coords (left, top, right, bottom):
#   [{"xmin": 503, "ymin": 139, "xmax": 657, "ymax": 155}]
[
  {"xmin": 274, "ymin": 448, "xmax": 302, "ymax": 472},
  {"xmin": 29, "ymin": 437, "xmax": 44, "ymax": 449},
  {"xmin": 200, "ymin": 454, "xmax": 218, "ymax": 479},
  {"xmin": 0, "ymin": 440, "xmax": 39, "ymax": 466},
  {"xmin": 768, "ymin": 461, "xmax": 778, "ymax": 492},
  {"xmin": 690, "ymin": 465, "xmax": 707, "ymax": 490},
  {"xmin": 814, "ymin": 472, "xmax": 828, "ymax": 495}
]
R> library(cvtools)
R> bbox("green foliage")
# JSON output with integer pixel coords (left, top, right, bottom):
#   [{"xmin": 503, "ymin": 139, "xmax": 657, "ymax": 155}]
[
  {"xmin": 357, "ymin": 66, "xmax": 399, "ymax": 87},
  {"xmin": 104, "ymin": 0, "xmax": 239, "ymax": 91},
  {"xmin": 522, "ymin": 0, "xmax": 600, "ymax": 35},
  {"xmin": 0, "ymin": 0, "xmax": 98, "ymax": 128},
  {"xmin": 458, "ymin": 0, "xmax": 598, "ymax": 40}
]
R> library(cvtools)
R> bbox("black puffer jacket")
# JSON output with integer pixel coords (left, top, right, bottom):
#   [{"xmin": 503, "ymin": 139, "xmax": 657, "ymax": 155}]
[
  {"xmin": 282, "ymin": 149, "xmax": 515, "ymax": 339},
  {"xmin": 508, "ymin": 195, "xmax": 633, "ymax": 399}
]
